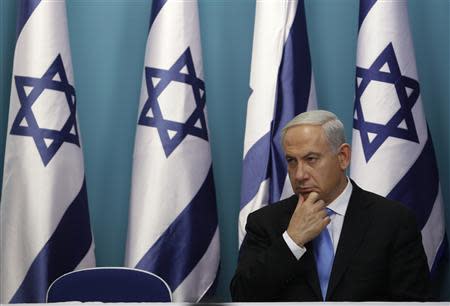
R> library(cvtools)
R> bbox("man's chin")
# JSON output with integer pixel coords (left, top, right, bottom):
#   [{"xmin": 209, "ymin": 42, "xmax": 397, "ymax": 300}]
[{"xmin": 300, "ymin": 192, "xmax": 311, "ymax": 200}]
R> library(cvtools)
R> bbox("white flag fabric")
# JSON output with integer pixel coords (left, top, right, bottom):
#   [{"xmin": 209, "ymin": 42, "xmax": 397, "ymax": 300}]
[
  {"xmin": 124, "ymin": 0, "xmax": 220, "ymax": 302},
  {"xmin": 239, "ymin": 0, "xmax": 317, "ymax": 245},
  {"xmin": 350, "ymin": 0, "xmax": 447, "ymax": 274},
  {"xmin": 0, "ymin": 0, "xmax": 95, "ymax": 303}
]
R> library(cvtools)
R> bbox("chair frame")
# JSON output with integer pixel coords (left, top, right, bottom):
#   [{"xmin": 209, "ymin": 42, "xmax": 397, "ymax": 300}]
[{"xmin": 46, "ymin": 267, "xmax": 172, "ymax": 302}]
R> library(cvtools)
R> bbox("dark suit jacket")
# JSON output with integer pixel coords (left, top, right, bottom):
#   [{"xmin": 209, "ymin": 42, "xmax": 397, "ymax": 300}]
[{"xmin": 230, "ymin": 182, "xmax": 430, "ymax": 301}]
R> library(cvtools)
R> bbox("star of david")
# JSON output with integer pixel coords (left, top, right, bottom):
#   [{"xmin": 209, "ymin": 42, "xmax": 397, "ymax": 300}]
[
  {"xmin": 10, "ymin": 54, "xmax": 80, "ymax": 166},
  {"xmin": 353, "ymin": 42, "xmax": 420, "ymax": 162},
  {"xmin": 138, "ymin": 47, "xmax": 208, "ymax": 157}
]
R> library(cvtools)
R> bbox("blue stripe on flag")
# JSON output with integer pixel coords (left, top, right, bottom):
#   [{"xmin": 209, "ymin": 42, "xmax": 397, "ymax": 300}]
[
  {"xmin": 269, "ymin": 0, "xmax": 312, "ymax": 203},
  {"xmin": 431, "ymin": 234, "xmax": 448, "ymax": 276},
  {"xmin": 10, "ymin": 180, "xmax": 92, "ymax": 303},
  {"xmin": 358, "ymin": 0, "xmax": 377, "ymax": 29},
  {"xmin": 136, "ymin": 168, "xmax": 218, "ymax": 292},
  {"xmin": 240, "ymin": 132, "xmax": 271, "ymax": 208},
  {"xmin": 386, "ymin": 129, "xmax": 438, "ymax": 229},
  {"xmin": 16, "ymin": 0, "xmax": 42, "ymax": 38},
  {"xmin": 148, "ymin": 0, "xmax": 168, "ymax": 30}
]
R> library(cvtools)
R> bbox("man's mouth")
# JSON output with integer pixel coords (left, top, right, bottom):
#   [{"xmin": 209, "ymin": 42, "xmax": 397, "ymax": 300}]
[{"xmin": 296, "ymin": 187, "xmax": 315, "ymax": 194}]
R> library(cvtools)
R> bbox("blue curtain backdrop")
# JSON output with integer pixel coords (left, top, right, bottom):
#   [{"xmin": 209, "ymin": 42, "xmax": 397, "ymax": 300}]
[{"xmin": 1, "ymin": 0, "xmax": 449, "ymax": 301}]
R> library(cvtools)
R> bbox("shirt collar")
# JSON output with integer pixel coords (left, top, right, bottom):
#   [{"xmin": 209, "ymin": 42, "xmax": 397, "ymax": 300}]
[{"xmin": 327, "ymin": 177, "xmax": 352, "ymax": 217}]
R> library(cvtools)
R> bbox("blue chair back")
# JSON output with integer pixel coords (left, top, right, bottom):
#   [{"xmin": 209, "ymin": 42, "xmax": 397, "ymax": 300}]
[{"xmin": 46, "ymin": 267, "xmax": 172, "ymax": 302}]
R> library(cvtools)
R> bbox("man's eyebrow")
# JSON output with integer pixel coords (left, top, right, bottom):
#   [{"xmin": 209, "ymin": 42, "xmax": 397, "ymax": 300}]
[
  {"xmin": 285, "ymin": 152, "xmax": 321, "ymax": 159},
  {"xmin": 303, "ymin": 152, "xmax": 320, "ymax": 158}
]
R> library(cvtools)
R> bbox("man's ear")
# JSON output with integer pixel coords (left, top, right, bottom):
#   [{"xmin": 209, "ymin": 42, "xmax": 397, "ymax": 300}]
[{"xmin": 337, "ymin": 143, "xmax": 351, "ymax": 170}]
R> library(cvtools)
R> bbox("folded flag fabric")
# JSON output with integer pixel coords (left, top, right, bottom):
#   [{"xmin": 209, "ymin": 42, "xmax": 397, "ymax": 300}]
[
  {"xmin": 125, "ymin": 0, "xmax": 220, "ymax": 302},
  {"xmin": 239, "ymin": 0, "xmax": 317, "ymax": 245},
  {"xmin": 0, "ymin": 0, "xmax": 95, "ymax": 303},
  {"xmin": 350, "ymin": 0, "xmax": 447, "ymax": 274}
]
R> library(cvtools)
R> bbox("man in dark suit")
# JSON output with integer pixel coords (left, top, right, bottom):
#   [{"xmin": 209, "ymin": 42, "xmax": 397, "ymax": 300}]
[{"xmin": 231, "ymin": 110, "xmax": 430, "ymax": 301}]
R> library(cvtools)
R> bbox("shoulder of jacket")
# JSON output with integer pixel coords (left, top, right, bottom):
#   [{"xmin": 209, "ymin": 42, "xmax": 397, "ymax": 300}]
[{"xmin": 248, "ymin": 194, "xmax": 298, "ymax": 219}]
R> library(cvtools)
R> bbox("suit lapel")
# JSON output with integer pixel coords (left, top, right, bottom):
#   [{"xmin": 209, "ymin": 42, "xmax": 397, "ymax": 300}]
[{"xmin": 326, "ymin": 183, "xmax": 372, "ymax": 300}]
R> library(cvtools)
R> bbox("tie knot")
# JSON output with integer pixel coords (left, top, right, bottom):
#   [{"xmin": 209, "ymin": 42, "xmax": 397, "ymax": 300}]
[{"xmin": 326, "ymin": 208, "xmax": 334, "ymax": 217}]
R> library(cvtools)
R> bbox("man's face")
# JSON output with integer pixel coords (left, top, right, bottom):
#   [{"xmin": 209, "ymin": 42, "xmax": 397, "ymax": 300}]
[{"xmin": 283, "ymin": 124, "xmax": 350, "ymax": 204}]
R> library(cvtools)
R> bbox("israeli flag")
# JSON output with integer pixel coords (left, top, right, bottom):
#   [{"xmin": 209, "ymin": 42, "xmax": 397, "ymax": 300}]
[
  {"xmin": 0, "ymin": 0, "xmax": 95, "ymax": 303},
  {"xmin": 239, "ymin": 0, "xmax": 317, "ymax": 245},
  {"xmin": 124, "ymin": 0, "xmax": 220, "ymax": 302},
  {"xmin": 350, "ymin": 0, "xmax": 447, "ymax": 274}
]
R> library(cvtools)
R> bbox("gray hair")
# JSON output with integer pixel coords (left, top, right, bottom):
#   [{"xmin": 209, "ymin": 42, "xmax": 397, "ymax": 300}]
[{"xmin": 281, "ymin": 110, "xmax": 346, "ymax": 153}]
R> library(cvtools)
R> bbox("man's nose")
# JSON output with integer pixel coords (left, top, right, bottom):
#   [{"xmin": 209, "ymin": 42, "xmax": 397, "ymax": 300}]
[{"xmin": 295, "ymin": 162, "xmax": 308, "ymax": 181}]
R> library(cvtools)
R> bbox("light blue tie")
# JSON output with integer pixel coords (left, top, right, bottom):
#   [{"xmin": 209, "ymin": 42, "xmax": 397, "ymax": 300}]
[{"xmin": 313, "ymin": 208, "xmax": 335, "ymax": 300}]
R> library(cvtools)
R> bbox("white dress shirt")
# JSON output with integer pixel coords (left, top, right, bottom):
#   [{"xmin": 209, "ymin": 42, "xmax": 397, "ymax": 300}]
[{"xmin": 283, "ymin": 178, "xmax": 353, "ymax": 260}]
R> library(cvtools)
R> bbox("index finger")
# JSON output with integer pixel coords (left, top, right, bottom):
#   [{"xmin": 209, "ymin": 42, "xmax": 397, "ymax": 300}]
[{"xmin": 304, "ymin": 192, "xmax": 320, "ymax": 205}]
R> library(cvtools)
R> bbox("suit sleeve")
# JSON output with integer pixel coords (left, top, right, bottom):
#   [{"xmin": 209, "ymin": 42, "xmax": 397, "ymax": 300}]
[
  {"xmin": 230, "ymin": 212, "xmax": 301, "ymax": 301},
  {"xmin": 388, "ymin": 207, "xmax": 431, "ymax": 301}
]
